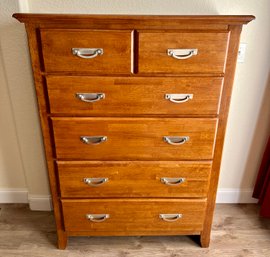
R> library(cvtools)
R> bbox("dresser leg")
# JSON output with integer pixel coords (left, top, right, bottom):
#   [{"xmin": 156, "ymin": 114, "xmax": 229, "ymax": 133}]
[
  {"xmin": 200, "ymin": 231, "xmax": 210, "ymax": 248},
  {"xmin": 57, "ymin": 230, "xmax": 68, "ymax": 249}
]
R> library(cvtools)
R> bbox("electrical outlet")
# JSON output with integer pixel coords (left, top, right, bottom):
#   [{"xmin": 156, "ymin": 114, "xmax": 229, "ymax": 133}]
[{"xmin": 237, "ymin": 43, "xmax": 247, "ymax": 63}]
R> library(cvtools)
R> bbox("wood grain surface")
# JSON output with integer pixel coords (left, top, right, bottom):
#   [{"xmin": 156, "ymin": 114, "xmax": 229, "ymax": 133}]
[
  {"xmin": 57, "ymin": 161, "xmax": 212, "ymax": 198},
  {"xmin": 41, "ymin": 29, "xmax": 132, "ymax": 73},
  {"xmin": 24, "ymin": 24, "xmax": 68, "ymax": 249},
  {"xmin": 47, "ymin": 76, "xmax": 223, "ymax": 116},
  {"xmin": 200, "ymin": 25, "xmax": 244, "ymax": 248},
  {"xmin": 51, "ymin": 117, "xmax": 218, "ymax": 160},
  {"xmin": 61, "ymin": 199, "xmax": 207, "ymax": 232},
  {"xmin": 138, "ymin": 32, "xmax": 229, "ymax": 74},
  {"xmin": 12, "ymin": 14, "xmax": 254, "ymax": 249},
  {"xmin": 13, "ymin": 13, "xmax": 255, "ymax": 27}
]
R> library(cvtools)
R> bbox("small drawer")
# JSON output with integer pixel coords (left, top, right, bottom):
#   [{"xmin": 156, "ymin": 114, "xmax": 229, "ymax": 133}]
[
  {"xmin": 47, "ymin": 76, "xmax": 223, "ymax": 115},
  {"xmin": 138, "ymin": 32, "xmax": 229, "ymax": 74},
  {"xmin": 61, "ymin": 199, "xmax": 206, "ymax": 233},
  {"xmin": 40, "ymin": 29, "xmax": 132, "ymax": 73},
  {"xmin": 51, "ymin": 117, "xmax": 218, "ymax": 160},
  {"xmin": 57, "ymin": 161, "xmax": 211, "ymax": 198}
]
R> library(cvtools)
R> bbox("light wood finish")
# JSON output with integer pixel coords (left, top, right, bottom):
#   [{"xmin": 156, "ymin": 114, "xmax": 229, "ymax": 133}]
[
  {"xmin": 47, "ymin": 76, "xmax": 223, "ymax": 116},
  {"xmin": 138, "ymin": 32, "xmax": 229, "ymax": 74},
  {"xmin": 61, "ymin": 199, "xmax": 207, "ymax": 232},
  {"xmin": 13, "ymin": 14, "xmax": 254, "ymax": 249},
  {"xmin": 41, "ymin": 29, "xmax": 132, "ymax": 73},
  {"xmin": 52, "ymin": 118, "xmax": 218, "ymax": 160},
  {"xmin": 58, "ymin": 161, "xmax": 211, "ymax": 198}
]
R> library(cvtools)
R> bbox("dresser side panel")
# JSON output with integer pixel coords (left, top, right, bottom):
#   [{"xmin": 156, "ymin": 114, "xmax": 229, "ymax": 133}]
[
  {"xmin": 24, "ymin": 24, "xmax": 67, "ymax": 249},
  {"xmin": 200, "ymin": 25, "xmax": 243, "ymax": 247}
]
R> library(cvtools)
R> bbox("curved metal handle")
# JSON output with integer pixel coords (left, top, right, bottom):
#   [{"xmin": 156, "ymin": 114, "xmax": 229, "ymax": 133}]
[
  {"xmin": 159, "ymin": 214, "xmax": 182, "ymax": 222},
  {"xmin": 165, "ymin": 94, "xmax": 193, "ymax": 103},
  {"xmin": 163, "ymin": 136, "xmax": 189, "ymax": 145},
  {"xmin": 83, "ymin": 177, "xmax": 108, "ymax": 187},
  {"xmin": 72, "ymin": 48, "xmax": 103, "ymax": 59},
  {"xmin": 86, "ymin": 214, "xmax": 110, "ymax": 222},
  {"xmin": 76, "ymin": 93, "xmax": 105, "ymax": 103},
  {"xmin": 167, "ymin": 49, "xmax": 198, "ymax": 60},
  {"xmin": 80, "ymin": 136, "xmax": 107, "ymax": 145},
  {"xmin": 161, "ymin": 177, "xmax": 185, "ymax": 186}
]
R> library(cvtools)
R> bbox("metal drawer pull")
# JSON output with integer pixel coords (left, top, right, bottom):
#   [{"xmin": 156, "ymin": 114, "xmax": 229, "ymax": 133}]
[
  {"xmin": 76, "ymin": 93, "xmax": 105, "ymax": 103},
  {"xmin": 83, "ymin": 177, "xmax": 108, "ymax": 186},
  {"xmin": 167, "ymin": 49, "xmax": 198, "ymax": 60},
  {"xmin": 165, "ymin": 94, "xmax": 193, "ymax": 103},
  {"xmin": 163, "ymin": 136, "xmax": 189, "ymax": 145},
  {"xmin": 86, "ymin": 214, "xmax": 110, "ymax": 222},
  {"xmin": 161, "ymin": 177, "xmax": 185, "ymax": 186},
  {"xmin": 159, "ymin": 214, "xmax": 182, "ymax": 222},
  {"xmin": 72, "ymin": 48, "xmax": 103, "ymax": 59},
  {"xmin": 80, "ymin": 136, "xmax": 107, "ymax": 145}
]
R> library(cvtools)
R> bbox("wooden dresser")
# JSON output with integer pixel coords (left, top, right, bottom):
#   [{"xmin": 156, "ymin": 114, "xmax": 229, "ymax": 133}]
[{"xmin": 13, "ymin": 14, "xmax": 254, "ymax": 249}]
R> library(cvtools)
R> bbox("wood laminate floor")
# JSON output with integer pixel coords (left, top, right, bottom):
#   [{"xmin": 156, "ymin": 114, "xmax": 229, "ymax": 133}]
[{"xmin": 0, "ymin": 204, "xmax": 269, "ymax": 256}]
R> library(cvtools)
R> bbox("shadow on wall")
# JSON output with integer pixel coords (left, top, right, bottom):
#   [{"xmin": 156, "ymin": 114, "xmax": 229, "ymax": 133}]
[{"xmin": 241, "ymin": 72, "xmax": 270, "ymax": 191}]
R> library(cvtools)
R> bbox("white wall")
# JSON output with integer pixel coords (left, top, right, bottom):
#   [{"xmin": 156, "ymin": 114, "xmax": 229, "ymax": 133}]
[
  {"xmin": 0, "ymin": 0, "xmax": 50, "ymax": 207},
  {"xmin": 0, "ymin": 0, "xmax": 269, "ymax": 209},
  {"xmin": 0, "ymin": 2, "xmax": 28, "ymax": 202}
]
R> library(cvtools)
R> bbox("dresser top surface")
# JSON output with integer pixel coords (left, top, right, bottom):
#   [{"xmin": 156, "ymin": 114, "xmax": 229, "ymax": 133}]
[{"xmin": 13, "ymin": 13, "xmax": 255, "ymax": 26}]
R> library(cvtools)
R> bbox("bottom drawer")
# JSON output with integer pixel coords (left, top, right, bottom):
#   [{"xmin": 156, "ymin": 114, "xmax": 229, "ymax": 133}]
[{"xmin": 62, "ymin": 199, "xmax": 206, "ymax": 233}]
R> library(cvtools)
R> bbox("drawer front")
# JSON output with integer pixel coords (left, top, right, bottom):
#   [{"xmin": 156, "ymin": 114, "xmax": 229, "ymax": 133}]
[
  {"xmin": 51, "ymin": 118, "xmax": 217, "ymax": 160},
  {"xmin": 138, "ymin": 32, "xmax": 229, "ymax": 74},
  {"xmin": 41, "ymin": 29, "xmax": 132, "ymax": 73},
  {"xmin": 58, "ymin": 161, "xmax": 211, "ymax": 198},
  {"xmin": 47, "ymin": 76, "xmax": 223, "ymax": 115},
  {"xmin": 62, "ymin": 199, "xmax": 206, "ymax": 232}
]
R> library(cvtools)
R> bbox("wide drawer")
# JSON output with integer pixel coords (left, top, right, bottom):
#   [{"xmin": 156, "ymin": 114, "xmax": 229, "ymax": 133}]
[
  {"xmin": 62, "ymin": 199, "xmax": 206, "ymax": 232},
  {"xmin": 51, "ymin": 117, "xmax": 217, "ymax": 160},
  {"xmin": 40, "ymin": 29, "xmax": 132, "ymax": 73},
  {"xmin": 47, "ymin": 76, "xmax": 223, "ymax": 115},
  {"xmin": 58, "ymin": 161, "xmax": 211, "ymax": 198},
  {"xmin": 138, "ymin": 32, "xmax": 229, "ymax": 74}
]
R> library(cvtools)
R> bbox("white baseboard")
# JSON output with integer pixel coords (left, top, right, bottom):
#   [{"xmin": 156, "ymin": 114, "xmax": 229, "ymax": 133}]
[
  {"xmin": 28, "ymin": 194, "xmax": 52, "ymax": 211},
  {"xmin": 0, "ymin": 188, "xmax": 28, "ymax": 203},
  {"xmin": 216, "ymin": 188, "xmax": 258, "ymax": 203},
  {"xmin": 0, "ymin": 189, "xmax": 52, "ymax": 211},
  {"xmin": 0, "ymin": 188, "xmax": 258, "ymax": 211}
]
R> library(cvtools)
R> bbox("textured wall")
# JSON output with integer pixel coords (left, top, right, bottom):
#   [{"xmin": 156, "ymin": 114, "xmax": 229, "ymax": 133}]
[{"xmin": 1, "ymin": 0, "xmax": 270, "ymax": 201}]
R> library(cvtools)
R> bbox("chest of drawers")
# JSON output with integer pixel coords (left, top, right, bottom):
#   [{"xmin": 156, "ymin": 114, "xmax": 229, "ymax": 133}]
[{"xmin": 13, "ymin": 14, "xmax": 254, "ymax": 249}]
